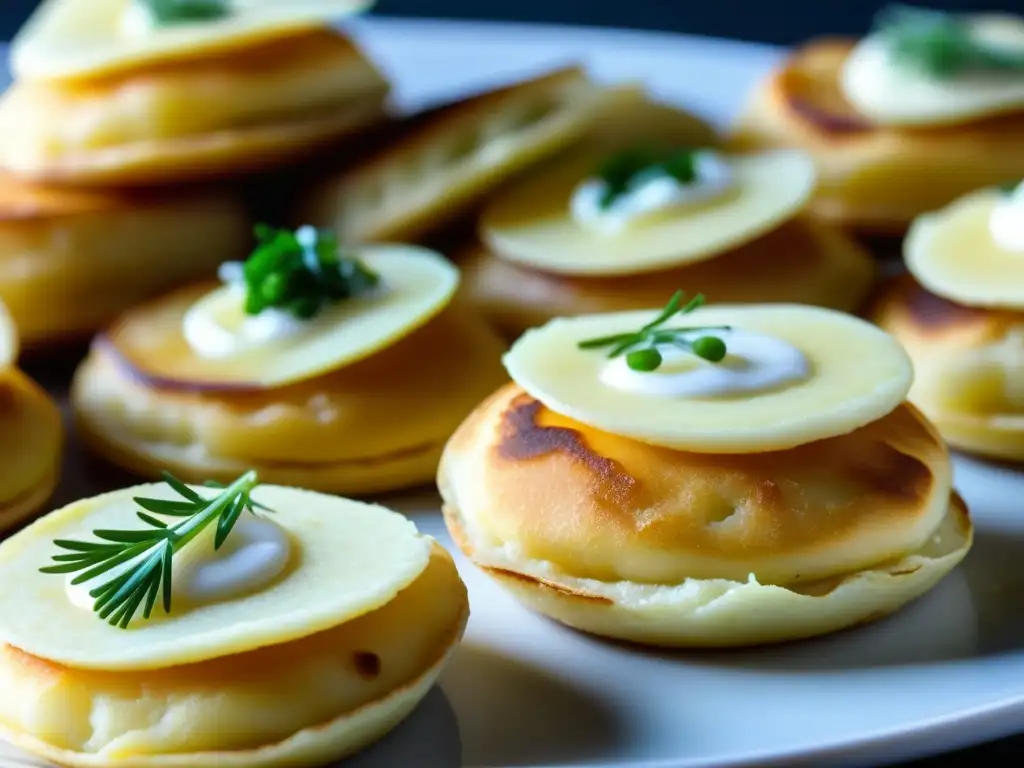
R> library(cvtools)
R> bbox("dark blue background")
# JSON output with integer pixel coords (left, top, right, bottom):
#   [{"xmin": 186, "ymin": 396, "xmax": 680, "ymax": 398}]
[
  {"xmin": 0, "ymin": 0, "xmax": 1010, "ymax": 43},
  {"xmin": 0, "ymin": 0, "xmax": 1022, "ymax": 765}
]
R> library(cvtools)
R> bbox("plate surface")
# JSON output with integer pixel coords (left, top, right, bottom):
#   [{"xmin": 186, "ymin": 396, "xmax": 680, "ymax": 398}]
[{"xmin": 2, "ymin": 15, "xmax": 1024, "ymax": 768}]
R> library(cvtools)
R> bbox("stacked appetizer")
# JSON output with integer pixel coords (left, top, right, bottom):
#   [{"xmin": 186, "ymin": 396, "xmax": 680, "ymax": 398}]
[
  {"xmin": 439, "ymin": 293, "xmax": 972, "ymax": 646},
  {"xmin": 0, "ymin": 0, "xmax": 387, "ymax": 185},
  {"xmin": 0, "ymin": 304, "xmax": 62, "ymax": 534},
  {"xmin": 0, "ymin": 473, "xmax": 468, "ymax": 766},
  {"xmin": 731, "ymin": 6, "xmax": 1024, "ymax": 234},
  {"xmin": 72, "ymin": 225, "xmax": 507, "ymax": 494},
  {"xmin": 874, "ymin": 180, "xmax": 1024, "ymax": 461},
  {"xmin": 460, "ymin": 139, "xmax": 874, "ymax": 337},
  {"xmin": 0, "ymin": 0, "xmax": 387, "ymax": 347}
]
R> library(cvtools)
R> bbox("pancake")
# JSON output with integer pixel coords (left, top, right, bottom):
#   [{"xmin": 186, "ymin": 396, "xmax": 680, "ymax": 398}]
[
  {"xmin": 296, "ymin": 67, "xmax": 627, "ymax": 244},
  {"xmin": 457, "ymin": 216, "xmax": 875, "ymax": 338},
  {"xmin": 0, "ymin": 368, "xmax": 62, "ymax": 535},
  {"xmin": 71, "ymin": 305, "xmax": 509, "ymax": 494},
  {"xmin": 0, "ymin": 29, "xmax": 390, "ymax": 186},
  {"xmin": 438, "ymin": 383, "xmax": 970, "ymax": 647},
  {"xmin": 0, "ymin": 489, "xmax": 467, "ymax": 767},
  {"xmin": 0, "ymin": 177, "xmax": 251, "ymax": 346},
  {"xmin": 873, "ymin": 274, "xmax": 1024, "ymax": 461},
  {"xmin": 729, "ymin": 39, "xmax": 1024, "ymax": 234}
]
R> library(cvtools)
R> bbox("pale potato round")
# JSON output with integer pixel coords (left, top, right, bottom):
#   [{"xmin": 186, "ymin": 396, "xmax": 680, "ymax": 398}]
[
  {"xmin": 728, "ymin": 39, "xmax": 1024, "ymax": 234},
  {"xmin": 0, "ymin": 484, "xmax": 435, "ymax": 671},
  {"xmin": 456, "ymin": 216, "xmax": 876, "ymax": 338},
  {"xmin": 905, "ymin": 188, "xmax": 1024, "ymax": 309},
  {"xmin": 504, "ymin": 303, "xmax": 912, "ymax": 453},
  {"xmin": 438, "ymin": 383, "xmax": 969, "ymax": 647},
  {"xmin": 479, "ymin": 149, "xmax": 816, "ymax": 276},
  {"xmin": 72, "ymin": 305, "xmax": 509, "ymax": 494},
  {"xmin": 13, "ymin": 0, "xmax": 372, "ymax": 80},
  {"xmin": 0, "ymin": 544, "xmax": 467, "ymax": 768},
  {"xmin": 0, "ymin": 29, "xmax": 389, "ymax": 186},
  {"xmin": 0, "ymin": 176, "xmax": 251, "ymax": 346},
  {"xmin": 873, "ymin": 274, "xmax": 1024, "ymax": 461},
  {"xmin": 0, "ymin": 368, "xmax": 63, "ymax": 534},
  {"xmin": 104, "ymin": 245, "xmax": 459, "ymax": 390}
]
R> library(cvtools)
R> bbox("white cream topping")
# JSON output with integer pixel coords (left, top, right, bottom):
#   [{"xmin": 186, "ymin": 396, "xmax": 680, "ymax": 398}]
[
  {"xmin": 182, "ymin": 283, "xmax": 310, "ymax": 359},
  {"xmin": 840, "ymin": 14, "xmax": 1024, "ymax": 127},
  {"xmin": 66, "ymin": 513, "xmax": 291, "ymax": 612},
  {"xmin": 600, "ymin": 329, "xmax": 811, "ymax": 398},
  {"xmin": 991, "ymin": 181, "xmax": 1024, "ymax": 253},
  {"xmin": 570, "ymin": 151, "xmax": 734, "ymax": 235}
]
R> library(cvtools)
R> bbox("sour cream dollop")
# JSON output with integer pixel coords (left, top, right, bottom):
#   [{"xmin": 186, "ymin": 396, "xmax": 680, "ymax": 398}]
[
  {"xmin": 991, "ymin": 181, "xmax": 1024, "ymax": 253},
  {"xmin": 67, "ymin": 514, "xmax": 292, "ymax": 612},
  {"xmin": 571, "ymin": 150, "xmax": 734, "ymax": 235},
  {"xmin": 600, "ymin": 329, "xmax": 811, "ymax": 398}
]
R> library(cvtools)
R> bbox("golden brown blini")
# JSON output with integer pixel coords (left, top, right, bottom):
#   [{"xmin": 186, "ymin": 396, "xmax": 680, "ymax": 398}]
[
  {"xmin": 729, "ymin": 39, "xmax": 1024, "ymax": 234},
  {"xmin": 456, "ymin": 216, "xmax": 875, "ymax": 338},
  {"xmin": 0, "ymin": 529, "xmax": 468, "ymax": 767},
  {"xmin": 0, "ymin": 368, "xmax": 62, "ymax": 535},
  {"xmin": 873, "ymin": 274, "xmax": 1024, "ymax": 461},
  {"xmin": 296, "ymin": 67, "xmax": 627, "ymax": 244},
  {"xmin": 0, "ymin": 29, "xmax": 390, "ymax": 186},
  {"xmin": 0, "ymin": 176, "xmax": 251, "ymax": 346},
  {"xmin": 72, "ymin": 300, "xmax": 508, "ymax": 495},
  {"xmin": 439, "ymin": 383, "xmax": 971, "ymax": 647}
]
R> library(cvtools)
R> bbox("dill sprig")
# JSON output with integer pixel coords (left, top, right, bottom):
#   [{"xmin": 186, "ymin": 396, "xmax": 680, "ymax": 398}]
[
  {"xmin": 40, "ymin": 471, "xmax": 275, "ymax": 630},
  {"xmin": 578, "ymin": 291, "xmax": 729, "ymax": 372},
  {"xmin": 221, "ymin": 225, "xmax": 380, "ymax": 321},
  {"xmin": 140, "ymin": 0, "xmax": 231, "ymax": 24},
  {"xmin": 875, "ymin": 5, "xmax": 1024, "ymax": 79}
]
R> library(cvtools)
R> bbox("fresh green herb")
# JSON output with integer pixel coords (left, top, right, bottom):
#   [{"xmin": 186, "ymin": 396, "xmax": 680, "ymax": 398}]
[
  {"xmin": 140, "ymin": 0, "xmax": 231, "ymax": 24},
  {"xmin": 998, "ymin": 179, "xmax": 1022, "ymax": 195},
  {"xmin": 40, "ymin": 471, "xmax": 274, "ymax": 629},
  {"xmin": 875, "ymin": 5, "xmax": 1024, "ymax": 79},
  {"xmin": 234, "ymin": 225, "xmax": 380, "ymax": 321},
  {"xmin": 596, "ymin": 147, "xmax": 703, "ymax": 209},
  {"xmin": 578, "ymin": 291, "xmax": 730, "ymax": 373}
]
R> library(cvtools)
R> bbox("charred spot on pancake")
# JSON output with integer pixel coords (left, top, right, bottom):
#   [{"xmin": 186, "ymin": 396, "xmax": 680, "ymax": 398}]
[
  {"xmin": 495, "ymin": 393, "xmax": 640, "ymax": 505},
  {"xmin": 352, "ymin": 651, "xmax": 382, "ymax": 680}
]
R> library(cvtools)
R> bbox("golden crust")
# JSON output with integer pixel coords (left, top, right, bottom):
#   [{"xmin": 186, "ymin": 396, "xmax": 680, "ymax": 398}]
[
  {"xmin": 296, "ymin": 67, "xmax": 624, "ymax": 243},
  {"xmin": 873, "ymin": 275, "xmax": 1024, "ymax": 460},
  {"xmin": 0, "ymin": 30, "xmax": 390, "ymax": 186},
  {"xmin": 439, "ymin": 383, "xmax": 951, "ymax": 586},
  {"xmin": 0, "ymin": 182, "xmax": 251, "ymax": 346},
  {"xmin": 0, "ymin": 544, "xmax": 469, "ymax": 768},
  {"xmin": 444, "ymin": 489, "xmax": 971, "ymax": 648},
  {"xmin": 0, "ymin": 369, "xmax": 62, "ymax": 534},
  {"xmin": 729, "ymin": 39, "xmax": 1024, "ymax": 233},
  {"xmin": 456, "ymin": 216, "xmax": 875, "ymax": 337},
  {"xmin": 71, "ymin": 305, "xmax": 508, "ymax": 494}
]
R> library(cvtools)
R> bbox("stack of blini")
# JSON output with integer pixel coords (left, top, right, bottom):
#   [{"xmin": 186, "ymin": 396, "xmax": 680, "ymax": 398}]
[
  {"xmin": 0, "ymin": 480, "xmax": 469, "ymax": 767},
  {"xmin": 874, "ymin": 180, "xmax": 1024, "ymax": 461},
  {"xmin": 730, "ymin": 6, "xmax": 1024, "ymax": 235},
  {"xmin": 439, "ymin": 298, "xmax": 973, "ymax": 646},
  {"xmin": 298, "ymin": 85, "xmax": 876, "ymax": 340},
  {"xmin": 0, "ymin": 0, "xmax": 387, "ymax": 347},
  {"xmin": 0, "ymin": 303, "xmax": 61, "ymax": 534}
]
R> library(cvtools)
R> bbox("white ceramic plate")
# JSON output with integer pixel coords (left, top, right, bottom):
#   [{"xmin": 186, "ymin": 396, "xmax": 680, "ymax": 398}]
[{"xmin": 2, "ymin": 15, "xmax": 1024, "ymax": 768}]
